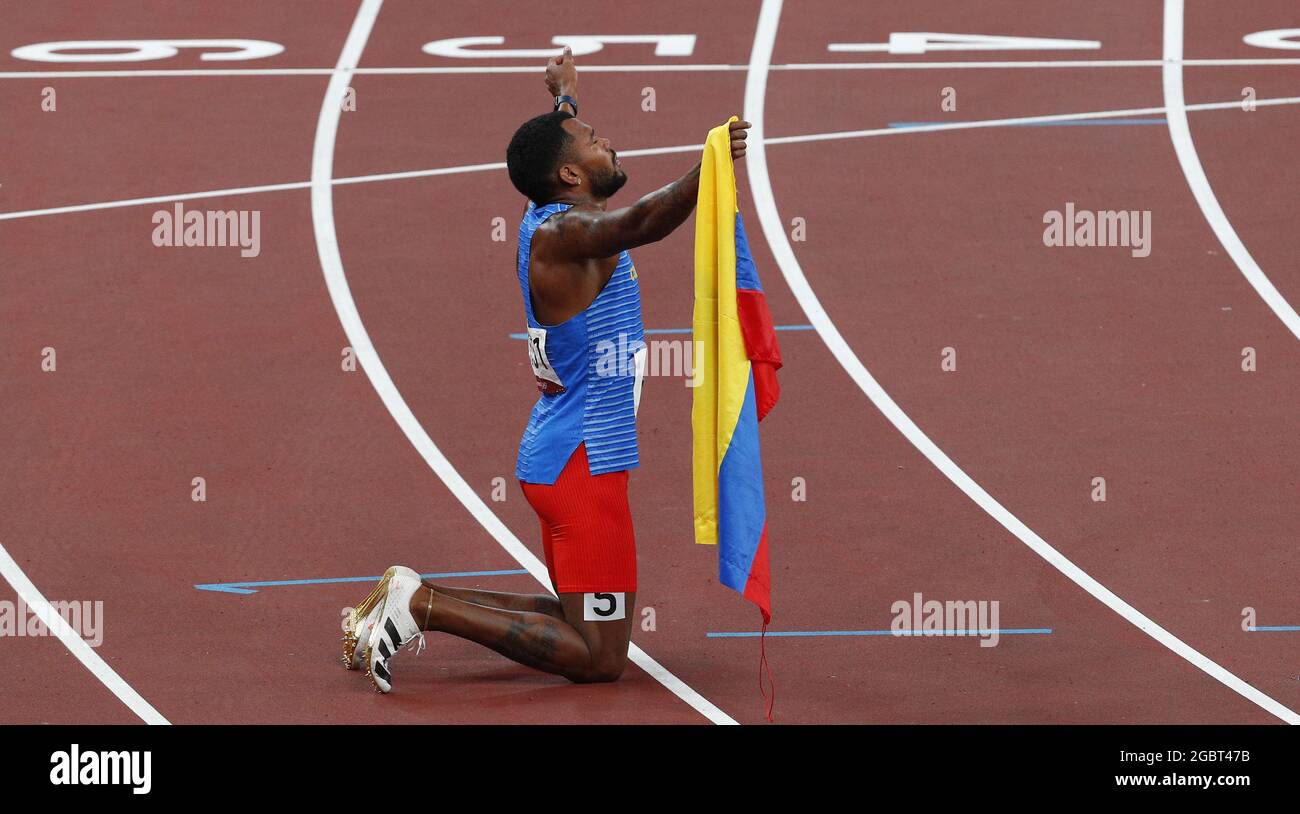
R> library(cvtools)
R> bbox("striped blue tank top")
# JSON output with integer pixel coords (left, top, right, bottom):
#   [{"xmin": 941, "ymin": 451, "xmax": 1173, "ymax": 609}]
[{"xmin": 515, "ymin": 201, "xmax": 646, "ymax": 484}]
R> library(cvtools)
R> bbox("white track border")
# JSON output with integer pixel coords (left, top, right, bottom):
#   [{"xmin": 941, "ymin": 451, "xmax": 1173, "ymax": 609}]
[{"xmin": 1161, "ymin": 0, "xmax": 1300, "ymax": 340}]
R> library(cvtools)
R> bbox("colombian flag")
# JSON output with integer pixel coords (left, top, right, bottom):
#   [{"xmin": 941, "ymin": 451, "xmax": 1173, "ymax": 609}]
[{"xmin": 692, "ymin": 117, "xmax": 782, "ymax": 625}]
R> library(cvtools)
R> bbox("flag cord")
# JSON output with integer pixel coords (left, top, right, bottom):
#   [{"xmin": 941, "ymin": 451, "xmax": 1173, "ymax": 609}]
[{"xmin": 758, "ymin": 613, "xmax": 775, "ymax": 723}]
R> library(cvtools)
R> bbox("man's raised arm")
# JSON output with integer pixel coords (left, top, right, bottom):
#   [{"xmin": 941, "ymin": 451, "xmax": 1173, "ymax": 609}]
[
  {"xmin": 525, "ymin": 47, "xmax": 579, "ymax": 220},
  {"xmin": 540, "ymin": 120, "xmax": 751, "ymax": 262},
  {"xmin": 546, "ymin": 46, "xmax": 578, "ymax": 115},
  {"xmin": 541, "ymin": 162, "xmax": 701, "ymax": 259}
]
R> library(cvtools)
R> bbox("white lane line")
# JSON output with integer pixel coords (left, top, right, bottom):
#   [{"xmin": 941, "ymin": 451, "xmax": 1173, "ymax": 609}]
[
  {"xmin": 5, "ymin": 57, "xmax": 1300, "ymax": 78},
  {"xmin": 6, "ymin": 94, "xmax": 1299, "ymax": 223},
  {"xmin": 1163, "ymin": 1, "xmax": 1300, "ymax": 341},
  {"xmin": 0, "ymin": 65, "xmax": 736, "ymax": 77},
  {"xmin": 310, "ymin": 0, "xmax": 736, "ymax": 725},
  {"xmin": 779, "ymin": 58, "xmax": 1300, "ymax": 70},
  {"xmin": 0, "ymin": 544, "xmax": 169, "ymax": 724},
  {"xmin": 764, "ymin": 95, "xmax": 1300, "ymax": 145},
  {"xmin": 743, "ymin": 0, "xmax": 1299, "ymax": 724},
  {"xmin": 0, "ymin": 180, "xmax": 315, "ymax": 221}
]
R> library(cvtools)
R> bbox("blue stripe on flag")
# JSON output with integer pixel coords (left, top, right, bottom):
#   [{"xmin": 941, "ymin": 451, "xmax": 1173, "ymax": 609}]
[
  {"xmin": 734, "ymin": 212, "xmax": 763, "ymax": 292},
  {"xmin": 716, "ymin": 369, "xmax": 766, "ymax": 595}
]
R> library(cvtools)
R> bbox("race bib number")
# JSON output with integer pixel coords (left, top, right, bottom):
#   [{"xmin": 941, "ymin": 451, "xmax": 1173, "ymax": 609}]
[
  {"xmin": 526, "ymin": 327, "xmax": 566, "ymax": 395},
  {"xmin": 583, "ymin": 592, "xmax": 627, "ymax": 621},
  {"xmin": 632, "ymin": 344, "xmax": 648, "ymax": 415}
]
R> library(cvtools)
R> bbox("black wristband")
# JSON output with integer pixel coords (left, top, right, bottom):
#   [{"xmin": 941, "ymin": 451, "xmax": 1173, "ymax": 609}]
[{"xmin": 554, "ymin": 95, "xmax": 578, "ymax": 115}]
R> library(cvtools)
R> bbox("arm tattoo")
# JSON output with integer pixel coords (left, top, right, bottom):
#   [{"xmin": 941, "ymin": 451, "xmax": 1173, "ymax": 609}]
[
  {"xmin": 634, "ymin": 163, "xmax": 699, "ymax": 222},
  {"xmin": 543, "ymin": 161, "xmax": 702, "ymax": 258}
]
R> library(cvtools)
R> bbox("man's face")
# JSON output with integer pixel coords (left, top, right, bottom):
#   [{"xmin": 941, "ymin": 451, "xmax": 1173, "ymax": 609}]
[{"xmin": 561, "ymin": 117, "xmax": 627, "ymax": 198}]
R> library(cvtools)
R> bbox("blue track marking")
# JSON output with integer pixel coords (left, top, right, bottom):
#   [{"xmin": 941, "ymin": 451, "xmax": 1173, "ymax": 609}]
[
  {"xmin": 707, "ymin": 628, "xmax": 1053, "ymax": 638},
  {"xmin": 508, "ymin": 324, "xmax": 814, "ymax": 340},
  {"xmin": 1249, "ymin": 626, "xmax": 1300, "ymax": 632},
  {"xmin": 194, "ymin": 568, "xmax": 529, "ymax": 595},
  {"xmin": 888, "ymin": 119, "xmax": 1167, "ymax": 129}
]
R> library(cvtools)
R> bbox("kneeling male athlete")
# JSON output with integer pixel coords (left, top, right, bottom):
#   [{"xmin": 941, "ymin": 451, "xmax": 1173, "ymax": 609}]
[{"xmin": 343, "ymin": 46, "xmax": 751, "ymax": 692}]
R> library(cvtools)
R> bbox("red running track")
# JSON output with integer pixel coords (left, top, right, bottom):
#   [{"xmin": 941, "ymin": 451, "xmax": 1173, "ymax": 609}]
[{"xmin": 1, "ymin": 0, "xmax": 1296, "ymax": 724}]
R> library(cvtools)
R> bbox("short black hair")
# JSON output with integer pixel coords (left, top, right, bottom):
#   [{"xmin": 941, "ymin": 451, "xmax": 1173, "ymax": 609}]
[{"xmin": 506, "ymin": 111, "xmax": 575, "ymax": 205}]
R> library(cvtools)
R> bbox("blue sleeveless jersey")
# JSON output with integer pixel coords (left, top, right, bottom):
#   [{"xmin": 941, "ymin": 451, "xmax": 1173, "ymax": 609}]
[{"xmin": 516, "ymin": 201, "xmax": 646, "ymax": 484}]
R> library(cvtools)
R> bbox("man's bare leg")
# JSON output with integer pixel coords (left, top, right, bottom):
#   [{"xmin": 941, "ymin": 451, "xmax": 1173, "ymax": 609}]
[
  {"xmin": 408, "ymin": 587, "xmax": 634, "ymax": 683},
  {"xmin": 424, "ymin": 582, "xmax": 564, "ymax": 620}
]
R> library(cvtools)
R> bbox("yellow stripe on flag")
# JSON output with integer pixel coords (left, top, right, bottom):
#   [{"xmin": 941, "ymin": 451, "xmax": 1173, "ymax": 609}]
[{"xmin": 692, "ymin": 116, "xmax": 752, "ymax": 546}]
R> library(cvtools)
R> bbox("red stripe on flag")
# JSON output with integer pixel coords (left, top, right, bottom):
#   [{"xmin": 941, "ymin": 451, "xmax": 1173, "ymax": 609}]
[
  {"xmin": 737, "ymin": 289, "xmax": 782, "ymax": 421},
  {"xmin": 741, "ymin": 524, "xmax": 772, "ymax": 625}
]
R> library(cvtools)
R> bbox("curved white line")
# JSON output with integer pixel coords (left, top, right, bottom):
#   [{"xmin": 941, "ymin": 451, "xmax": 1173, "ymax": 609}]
[
  {"xmin": 0, "ymin": 544, "xmax": 169, "ymax": 723},
  {"xmin": 743, "ymin": 0, "xmax": 1297, "ymax": 724},
  {"xmin": 1162, "ymin": 0, "xmax": 1300, "ymax": 340},
  {"xmin": 310, "ymin": 0, "xmax": 735, "ymax": 725}
]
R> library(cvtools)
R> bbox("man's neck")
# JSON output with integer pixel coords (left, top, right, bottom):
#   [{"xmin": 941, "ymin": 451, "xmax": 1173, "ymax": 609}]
[{"xmin": 552, "ymin": 192, "xmax": 608, "ymax": 210}]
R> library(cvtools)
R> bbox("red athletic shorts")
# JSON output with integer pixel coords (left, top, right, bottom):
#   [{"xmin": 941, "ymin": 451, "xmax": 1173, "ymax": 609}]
[{"xmin": 519, "ymin": 443, "xmax": 637, "ymax": 594}]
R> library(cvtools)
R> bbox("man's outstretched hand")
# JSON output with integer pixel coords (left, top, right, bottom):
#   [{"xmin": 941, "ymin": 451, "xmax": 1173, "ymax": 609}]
[
  {"xmin": 546, "ymin": 45, "xmax": 577, "ymax": 98},
  {"xmin": 729, "ymin": 119, "xmax": 752, "ymax": 161}
]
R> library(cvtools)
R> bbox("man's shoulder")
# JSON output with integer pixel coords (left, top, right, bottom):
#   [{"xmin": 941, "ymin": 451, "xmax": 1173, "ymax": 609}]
[{"xmin": 534, "ymin": 203, "xmax": 601, "ymax": 241}]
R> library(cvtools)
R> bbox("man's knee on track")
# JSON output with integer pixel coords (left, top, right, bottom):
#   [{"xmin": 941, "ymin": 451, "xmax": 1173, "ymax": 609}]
[{"xmin": 569, "ymin": 649, "xmax": 628, "ymax": 683}]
